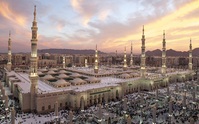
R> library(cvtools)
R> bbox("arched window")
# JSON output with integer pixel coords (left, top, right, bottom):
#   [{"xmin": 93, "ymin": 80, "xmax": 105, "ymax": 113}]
[
  {"xmin": 48, "ymin": 105, "xmax": 51, "ymax": 110},
  {"xmin": 60, "ymin": 103, "xmax": 62, "ymax": 107},
  {"xmin": 42, "ymin": 106, "xmax": 45, "ymax": 111}
]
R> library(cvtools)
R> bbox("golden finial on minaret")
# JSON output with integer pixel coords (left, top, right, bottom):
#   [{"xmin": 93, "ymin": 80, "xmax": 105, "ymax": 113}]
[
  {"xmin": 143, "ymin": 25, "xmax": 144, "ymax": 35},
  {"xmin": 163, "ymin": 30, "xmax": 165, "ymax": 39},
  {"xmin": 34, "ymin": 5, "xmax": 36, "ymax": 21},
  {"xmin": 9, "ymin": 30, "xmax": 11, "ymax": 38}
]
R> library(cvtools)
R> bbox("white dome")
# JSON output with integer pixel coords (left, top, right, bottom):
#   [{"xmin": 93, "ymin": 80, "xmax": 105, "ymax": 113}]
[{"xmin": 43, "ymin": 74, "xmax": 54, "ymax": 79}]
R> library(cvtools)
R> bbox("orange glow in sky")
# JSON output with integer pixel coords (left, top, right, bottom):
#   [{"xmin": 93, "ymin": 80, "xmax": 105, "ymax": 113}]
[{"xmin": 0, "ymin": 0, "xmax": 198, "ymax": 53}]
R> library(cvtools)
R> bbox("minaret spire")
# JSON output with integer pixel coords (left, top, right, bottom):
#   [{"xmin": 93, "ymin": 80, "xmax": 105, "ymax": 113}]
[
  {"xmin": 63, "ymin": 56, "xmax": 65, "ymax": 68},
  {"xmin": 30, "ymin": 5, "xmax": 39, "ymax": 112},
  {"xmin": 85, "ymin": 58, "xmax": 88, "ymax": 67},
  {"xmin": 9, "ymin": 30, "xmax": 11, "ymax": 37},
  {"xmin": 140, "ymin": 25, "xmax": 146, "ymax": 78},
  {"xmin": 115, "ymin": 50, "xmax": 117, "ymax": 65},
  {"xmin": 94, "ymin": 44, "xmax": 99, "ymax": 73},
  {"xmin": 7, "ymin": 31, "xmax": 12, "ymax": 71},
  {"xmin": 161, "ymin": 30, "xmax": 167, "ymax": 75},
  {"xmin": 189, "ymin": 38, "xmax": 193, "ymax": 70},
  {"xmin": 34, "ymin": 5, "xmax": 36, "ymax": 21},
  {"xmin": 163, "ymin": 30, "xmax": 165, "ymax": 39},
  {"xmin": 130, "ymin": 41, "xmax": 133, "ymax": 66},
  {"xmin": 123, "ymin": 46, "xmax": 127, "ymax": 71},
  {"xmin": 142, "ymin": 25, "xmax": 144, "ymax": 35}
]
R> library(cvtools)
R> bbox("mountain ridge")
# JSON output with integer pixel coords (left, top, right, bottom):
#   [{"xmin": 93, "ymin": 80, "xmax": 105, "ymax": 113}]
[
  {"xmin": 2, "ymin": 48, "xmax": 198, "ymax": 56},
  {"xmin": 38, "ymin": 48, "xmax": 105, "ymax": 54},
  {"xmin": 146, "ymin": 48, "xmax": 199, "ymax": 56}
]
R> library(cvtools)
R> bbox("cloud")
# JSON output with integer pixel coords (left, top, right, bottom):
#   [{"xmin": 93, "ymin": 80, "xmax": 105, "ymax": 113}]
[
  {"xmin": 70, "ymin": 0, "xmax": 112, "ymax": 25},
  {"xmin": 99, "ymin": 10, "xmax": 110, "ymax": 21},
  {"xmin": 82, "ymin": 0, "xmax": 199, "ymax": 53},
  {"xmin": 48, "ymin": 15, "xmax": 68, "ymax": 32},
  {"xmin": 70, "ymin": 0, "xmax": 94, "ymax": 24},
  {"xmin": 0, "ymin": 0, "xmax": 199, "ymax": 54},
  {"xmin": 0, "ymin": 1, "xmax": 27, "ymax": 27}
]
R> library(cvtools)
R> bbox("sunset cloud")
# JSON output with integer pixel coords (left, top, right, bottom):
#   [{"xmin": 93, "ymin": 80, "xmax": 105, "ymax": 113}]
[
  {"xmin": 99, "ymin": 10, "xmax": 110, "ymax": 21},
  {"xmin": 100, "ymin": 0, "xmax": 199, "ymax": 53},
  {"xmin": 70, "ymin": 0, "xmax": 113, "ymax": 25},
  {"xmin": 0, "ymin": 0, "xmax": 199, "ymax": 54},
  {"xmin": 0, "ymin": 1, "xmax": 27, "ymax": 27}
]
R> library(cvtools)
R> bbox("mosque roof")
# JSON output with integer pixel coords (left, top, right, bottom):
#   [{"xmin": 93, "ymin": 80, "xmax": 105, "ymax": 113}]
[
  {"xmin": 38, "ymin": 71, "xmax": 44, "ymax": 75},
  {"xmin": 70, "ymin": 73, "xmax": 81, "ymax": 77},
  {"xmin": 59, "ymin": 70, "xmax": 68, "ymax": 74},
  {"xmin": 6, "ymin": 68, "xmax": 193, "ymax": 94},
  {"xmin": 85, "ymin": 77, "xmax": 100, "ymax": 82},
  {"xmin": 119, "ymin": 73, "xmax": 131, "ymax": 78},
  {"xmin": 50, "ymin": 68, "xmax": 58, "ymax": 71},
  {"xmin": 39, "ymin": 68, "xmax": 48, "ymax": 72},
  {"xmin": 57, "ymin": 74, "xmax": 69, "ymax": 78},
  {"xmin": 70, "ymin": 78, "xmax": 86, "ymax": 84},
  {"xmin": 47, "ymin": 70, "xmax": 56, "ymax": 74},
  {"xmin": 52, "ymin": 79, "xmax": 71, "ymax": 86},
  {"xmin": 42, "ymin": 74, "xmax": 55, "ymax": 80}
]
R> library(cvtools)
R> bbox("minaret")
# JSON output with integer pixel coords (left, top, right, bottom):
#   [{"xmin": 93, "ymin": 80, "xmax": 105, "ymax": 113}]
[
  {"xmin": 161, "ymin": 30, "xmax": 167, "ymax": 75},
  {"xmin": 11, "ymin": 107, "xmax": 15, "ymax": 124},
  {"xmin": 7, "ymin": 31, "xmax": 12, "ymax": 71},
  {"xmin": 29, "ymin": 5, "xmax": 38, "ymax": 112},
  {"xmin": 94, "ymin": 45, "xmax": 99, "ymax": 73},
  {"xmin": 130, "ymin": 41, "xmax": 133, "ymax": 66},
  {"xmin": 123, "ymin": 46, "xmax": 127, "ymax": 71},
  {"xmin": 115, "ymin": 50, "xmax": 117, "ymax": 65},
  {"xmin": 63, "ymin": 56, "xmax": 65, "ymax": 68},
  {"xmin": 189, "ymin": 39, "xmax": 193, "ymax": 70},
  {"xmin": 140, "ymin": 25, "xmax": 146, "ymax": 78},
  {"xmin": 85, "ymin": 58, "xmax": 88, "ymax": 67}
]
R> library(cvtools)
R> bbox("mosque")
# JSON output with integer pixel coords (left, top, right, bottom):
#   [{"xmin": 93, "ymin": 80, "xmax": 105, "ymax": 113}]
[{"xmin": 0, "ymin": 6, "xmax": 195, "ymax": 114}]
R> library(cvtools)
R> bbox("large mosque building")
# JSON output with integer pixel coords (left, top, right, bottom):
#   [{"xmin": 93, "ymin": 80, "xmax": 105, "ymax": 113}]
[{"xmin": 0, "ymin": 6, "xmax": 196, "ymax": 114}]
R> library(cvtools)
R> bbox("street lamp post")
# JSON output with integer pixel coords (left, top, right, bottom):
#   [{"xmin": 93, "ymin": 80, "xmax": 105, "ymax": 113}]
[
  {"xmin": 152, "ymin": 106, "xmax": 156, "ymax": 124},
  {"xmin": 182, "ymin": 89, "xmax": 187, "ymax": 117},
  {"xmin": 168, "ymin": 99, "xmax": 172, "ymax": 124}
]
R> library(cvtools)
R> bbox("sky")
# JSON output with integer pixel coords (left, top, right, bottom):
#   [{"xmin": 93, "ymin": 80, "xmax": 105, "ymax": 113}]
[{"xmin": 0, "ymin": 0, "xmax": 199, "ymax": 54}]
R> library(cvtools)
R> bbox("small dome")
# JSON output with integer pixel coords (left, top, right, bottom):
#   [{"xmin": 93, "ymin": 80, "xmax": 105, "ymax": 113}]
[
  {"xmin": 57, "ymin": 74, "xmax": 69, "ymax": 78},
  {"xmin": 71, "ymin": 73, "xmax": 81, "ymax": 77},
  {"xmin": 47, "ymin": 70, "xmax": 56, "ymax": 74},
  {"xmin": 38, "ymin": 71, "xmax": 44, "ymax": 75},
  {"xmin": 39, "ymin": 68, "xmax": 48, "ymax": 72},
  {"xmin": 50, "ymin": 68, "xmax": 58, "ymax": 71},
  {"xmin": 44, "ymin": 53, "xmax": 50, "ymax": 56},
  {"xmin": 70, "ymin": 78, "xmax": 86, "ymax": 85},
  {"xmin": 43, "ymin": 74, "xmax": 55, "ymax": 79},
  {"xmin": 55, "ymin": 79, "xmax": 70, "ymax": 85},
  {"xmin": 119, "ymin": 73, "xmax": 131, "ymax": 78},
  {"xmin": 86, "ymin": 77, "xmax": 100, "ymax": 82},
  {"xmin": 59, "ymin": 70, "xmax": 67, "ymax": 73}
]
